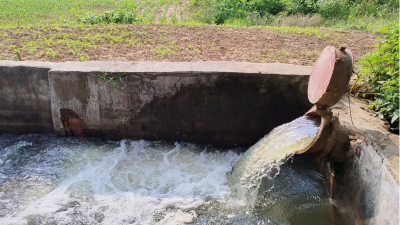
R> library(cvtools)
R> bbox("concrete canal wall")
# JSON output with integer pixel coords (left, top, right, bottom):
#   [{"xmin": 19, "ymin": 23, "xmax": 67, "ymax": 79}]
[
  {"xmin": 0, "ymin": 60, "xmax": 398, "ymax": 225},
  {"xmin": 326, "ymin": 97, "xmax": 399, "ymax": 225},
  {"xmin": 0, "ymin": 60, "xmax": 312, "ymax": 147}
]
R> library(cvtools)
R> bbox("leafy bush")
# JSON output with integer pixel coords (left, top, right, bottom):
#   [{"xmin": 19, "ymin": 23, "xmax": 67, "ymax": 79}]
[
  {"xmin": 318, "ymin": 0, "xmax": 350, "ymax": 20},
  {"xmin": 357, "ymin": 23, "xmax": 399, "ymax": 132},
  {"xmin": 215, "ymin": 0, "xmax": 248, "ymax": 24},
  {"xmin": 190, "ymin": 0, "xmax": 219, "ymax": 24},
  {"xmin": 78, "ymin": 11, "xmax": 140, "ymax": 25},
  {"xmin": 214, "ymin": 0, "xmax": 286, "ymax": 24},
  {"xmin": 287, "ymin": 0, "xmax": 319, "ymax": 15},
  {"xmin": 248, "ymin": 0, "xmax": 287, "ymax": 17},
  {"xmin": 192, "ymin": 0, "xmax": 398, "ymax": 31}
]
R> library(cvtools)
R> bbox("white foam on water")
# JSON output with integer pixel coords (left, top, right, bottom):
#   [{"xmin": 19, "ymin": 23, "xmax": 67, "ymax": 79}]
[
  {"xmin": 0, "ymin": 137, "xmax": 241, "ymax": 224},
  {"xmin": 0, "ymin": 116, "xmax": 328, "ymax": 225}
]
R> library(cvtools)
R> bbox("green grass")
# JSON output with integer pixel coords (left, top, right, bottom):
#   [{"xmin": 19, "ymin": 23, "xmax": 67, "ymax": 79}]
[
  {"xmin": 160, "ymin": 0, "xmax": 173, "ymax": 23},
  {"xmin": 2, "ymin": 0, "xmax": 396, "ymax": 33},
  {"xmin": 154, "ymin": 44, "xmax": 180, "ymax": 57},
  {"xmin": 149, "ymin": 0, "xmax": 165, "ymax": 23},
  {"xmin": 0, "ymin": 0, "xmax": 185, "ymax": 27},
  {"xmin": 187, "ymin": 0, "xmax": 398, "ymax": 32},
  {"xmin": 98, "ymin": 70, "xmax": 125, "ymax": 86},
  {"xmin": 171, "ymin": 0, "xmax": 181, "ymax": 24},
  {"xmin": 0, "ymin": 0, "xmax": 139, "ymax": 27},
  {"xmin": 139, "ymin": 1, "xmax": 153, "ymax": 21}
]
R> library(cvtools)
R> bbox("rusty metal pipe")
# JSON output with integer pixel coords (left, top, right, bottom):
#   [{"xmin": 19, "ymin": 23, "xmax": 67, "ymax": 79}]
[{"xmin": 295, "ymin": 46, "xmax": 353, "ymax": 161}]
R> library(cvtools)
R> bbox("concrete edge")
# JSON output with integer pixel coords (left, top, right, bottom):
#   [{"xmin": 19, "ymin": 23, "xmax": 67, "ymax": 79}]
[
  {"xmin": 345, "ymin": 126, "xmax": 399, "ymax": 184},
  {"xmin": 331, "ymin": 95, "xmax": 398, "ymax": 185},
  {"xmin": 0, "ymin": 60, "xmax": 312, "ymax": 75},
  {"xmin": 364, "ymin": 130, "xmax": 400, "ymax": 184},
  {"xmin": 0, "ymin": 61, "xmax": 57, "ymax": 69}
]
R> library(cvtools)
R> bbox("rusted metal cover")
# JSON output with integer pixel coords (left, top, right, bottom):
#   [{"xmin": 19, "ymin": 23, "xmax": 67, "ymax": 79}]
[
  {"xmin": 308, "ymin": 46, "xmax": 353, "ymax": 108},
  {"xmin": 68, "ymin": 118, "xmax": 86, "ymax": 136},
  {"xmin": 296, "ymin": 46, "xmax": 353, "ymax": 159},
  {"xmin": 60, "ymin": 108, "xmax": 86, "ymax": 137}
]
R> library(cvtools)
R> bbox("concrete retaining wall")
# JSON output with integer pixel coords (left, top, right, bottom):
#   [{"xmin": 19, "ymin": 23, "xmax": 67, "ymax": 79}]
[
  {"xmin": 0, "ymin": 60, "xmax": 398, "ymax": 224},
  {"xmin": 0, "ymin": 62, "xmax": 55, "ymax": 134},
  {"xmin": 0, "ymin": 61, "xmax": 312, "ymax": 147},
  {"xmin": 332, "ymin": 130, "xmax": 399, "ymax": 225},
  {"xmin": 328, "ymin": 95, "xmax": 399, "ymax": 225}
]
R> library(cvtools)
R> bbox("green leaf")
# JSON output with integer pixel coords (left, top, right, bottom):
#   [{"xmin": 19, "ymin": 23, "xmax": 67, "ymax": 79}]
[
  {"xmin": 390, "ymin": 109, "xmax": 400, "ymax": 124},
  {"xmin": 391, "ymin": 115, "xmax": 399, "ymax": 124}
]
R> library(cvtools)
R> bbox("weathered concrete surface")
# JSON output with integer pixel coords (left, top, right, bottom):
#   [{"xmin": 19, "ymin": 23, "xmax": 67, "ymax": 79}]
[
  {"xmin": 1, "ymin": 60, "xmax": 399, "ymax": 224},
  {"xmin": 331, "ymin": 94, "xmax": 399, "ymax": 183},
  {"xmin": 0, "ymin": 62, "xmax": 56, "ymax": 134},
  {"xmin": 0, "ymin": 60, "xmax": 312, "ymax": 147},
  {"xmin": 48, "ymin": 61, "xmax": 312, "ymax": 147},
  {"xmin": 328, "ymin": 96, "xmax": 399, "ymax": 225},
  {"xmin": 332, "ymin": 131, "xmax": 399, "ymax": 225}
]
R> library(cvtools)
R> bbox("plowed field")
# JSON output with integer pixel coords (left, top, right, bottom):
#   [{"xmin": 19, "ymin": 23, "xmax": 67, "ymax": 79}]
[{"xmin": 0, "ymin": 24, "xmax": 378, "ymax": 65}]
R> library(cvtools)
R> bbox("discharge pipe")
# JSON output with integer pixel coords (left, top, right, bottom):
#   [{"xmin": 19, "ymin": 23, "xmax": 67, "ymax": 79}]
[{"xmin": 296, "ymin": 46, "xmax": 353, "ymax": 162}]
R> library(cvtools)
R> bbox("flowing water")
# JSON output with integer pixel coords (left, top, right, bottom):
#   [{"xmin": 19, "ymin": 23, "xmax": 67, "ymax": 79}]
[
  {"xmin": 228, "ymin": 116, "xmax": 320, "ymax": 201},
  {"xmin": 0, "ymin": 116, "xmax": 337, "ymax": 225}
]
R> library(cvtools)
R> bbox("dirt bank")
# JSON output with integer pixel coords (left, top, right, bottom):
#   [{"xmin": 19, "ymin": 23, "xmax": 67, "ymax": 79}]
[{"xmin": 0, "ymin": 24, "xmax": 378, "ymax": 64}]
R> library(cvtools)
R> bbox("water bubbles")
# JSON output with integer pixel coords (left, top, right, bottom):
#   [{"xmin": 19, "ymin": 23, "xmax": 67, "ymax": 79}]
[
  {"xmin": 0, "ymin": 136, "xmax": 239, "ymax": 224},
  {"xmin": 0, "ymin": 118, "xmax": 336, "ymax": 225}
]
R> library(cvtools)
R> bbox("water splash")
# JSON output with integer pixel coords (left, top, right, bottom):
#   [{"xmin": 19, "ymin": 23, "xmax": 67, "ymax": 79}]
[
  {"xmin": 0, "ymin": 116, "xmax": 335, "ymax": 225},
  {"xmin": 0, "ymin": 136, "xmax": 240, "ymax": 224},
  {"xmin": 227, "ymin": 116, "xmax": 320, "ymax": 203}
]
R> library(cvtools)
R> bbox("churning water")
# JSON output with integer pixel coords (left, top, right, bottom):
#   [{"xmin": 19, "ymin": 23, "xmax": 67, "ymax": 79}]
[{"xmin": 0, "ymin": 116, "xmax": 337, "ymax": 225}]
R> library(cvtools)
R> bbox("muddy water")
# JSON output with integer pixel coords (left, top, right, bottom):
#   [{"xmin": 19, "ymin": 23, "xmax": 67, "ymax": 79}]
[{"xmin": 0, "ymin": 117, "xmax": 337, "ymax": 225}]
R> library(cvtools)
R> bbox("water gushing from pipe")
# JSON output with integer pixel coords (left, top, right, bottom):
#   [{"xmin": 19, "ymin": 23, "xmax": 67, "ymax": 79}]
[{"xmin": 227, "ymin": 116, "xmax": 320, "ymax": 204}]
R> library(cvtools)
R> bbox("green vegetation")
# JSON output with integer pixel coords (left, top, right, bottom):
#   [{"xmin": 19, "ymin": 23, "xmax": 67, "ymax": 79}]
[
  {"xmin": 98, "ymin": 70, "xmax": 125, "ymax": 86},
  {"xmin": 190, "ymin": 0, "xmax": 398, "ymax": 32},
  {"xmin": 154, "ymin": 44, "xmax": 180, "ymax": 56},
  {"xmin": 1, "ymin": 0, "xmax": 398, "ymax": 130},
  {"xmin": 0, "ymin": 0, "xmax": 138, "ymax": 27},
  {"xmin": 77, "ymin": 11, "xmax": 140, "ymax": 25},
  {"xmin": 0, "ymin": 0, "xmax": 397, "ymax": 32},
  {"xmin": 0, "ymin": 0, "xmax": 183, "ymax": 27},
  {"xmin": 357, "ymin": 24, "xmax": 399, "ymax": 132}
]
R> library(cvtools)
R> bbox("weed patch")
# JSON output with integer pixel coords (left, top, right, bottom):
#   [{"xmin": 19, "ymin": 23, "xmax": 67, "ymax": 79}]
[
  {"xmin": 0, "ymin": 0, "xmax": 139, "ymax": 27},
  {"xmin": 154, "ymin": 44, "xmax": 180, "ymax": 57},
  {"xmin": 98, "ymin": 70, "xmax": 125, "ymax": 86},
  {"xmin": 357, "ymin": 23, "xmax": 399, "ymax": 132},
  {"xmin": 265, "ymin": 26, "xmax": 331, "ymax": 39},
  {"xmin": 189, "ymin": 0, "xmax": 398, "ymax": 32},
  {"xmin": 0, "ymin": 24, "xmax": 378, "ymax": 65},
  {"xmin": 77, "ymin": 11, "xmax": 140, "ymax": 25}
]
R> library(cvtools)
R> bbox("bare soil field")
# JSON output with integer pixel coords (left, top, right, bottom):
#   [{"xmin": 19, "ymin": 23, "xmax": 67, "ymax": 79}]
[{"xmin": 0, "ymin": 24, "xmax": 378, "ymax": 65}]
